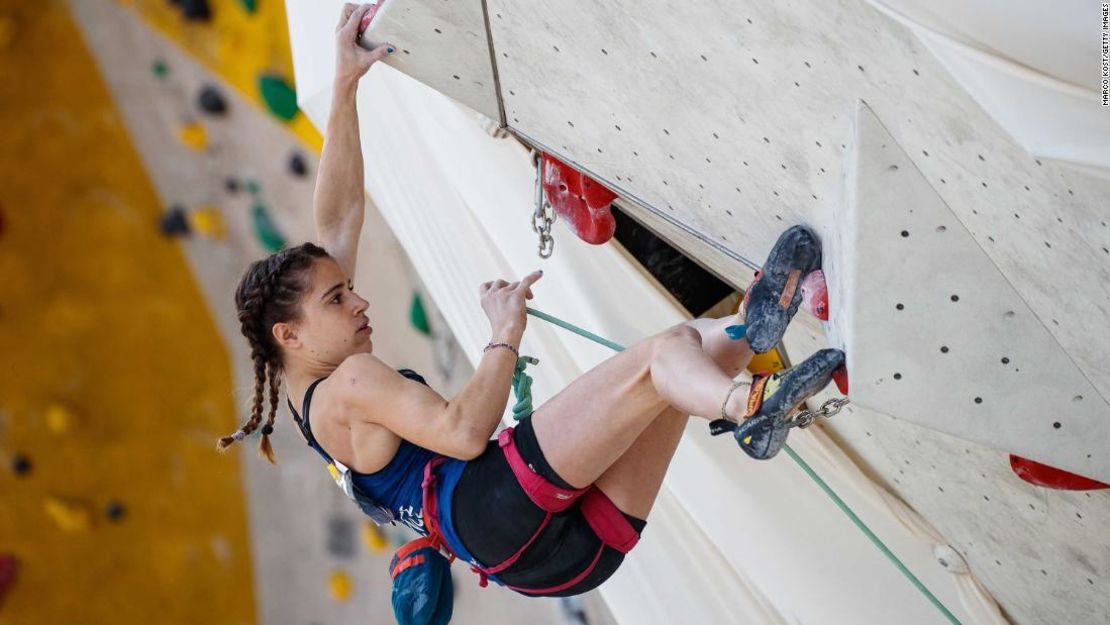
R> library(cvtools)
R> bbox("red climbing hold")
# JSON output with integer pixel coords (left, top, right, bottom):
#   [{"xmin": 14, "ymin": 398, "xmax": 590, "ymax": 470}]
[
  {"xmin": 800, "ymin": 269, "xmax": 828, "ymax": 320},
  {"xmin": 1008, "ymin": 455, "xmax": 1108, "ymax": 490},
  {"xmin": 832, "ymin": 365, "xmax": 849, "ymax": 395},
  {"xmin": 358, "ymin": 1, "xmax": 386, "ymax": 36},
  {"xmin": 541, "ymin": 153, "xmax": 617, "ymax": 245},
  {"xmin": 0, "ymin": 554, "xmax": 18, "ymax": 609}
]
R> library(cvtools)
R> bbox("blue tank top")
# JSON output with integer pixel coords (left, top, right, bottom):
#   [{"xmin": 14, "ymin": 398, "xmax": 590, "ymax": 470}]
[{"xmin": 288, "ymin": 368, "xmax": 467, "ymax": 535}]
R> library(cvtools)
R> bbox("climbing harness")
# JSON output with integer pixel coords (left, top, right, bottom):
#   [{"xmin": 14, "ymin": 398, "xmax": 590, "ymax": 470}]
[
  {"xmin": 419, "ymin": 428, "xmax": 638, "ymax": 595},
  {"xmin": 531, "ymin": 151, "xmax": 556, "ymax": 259},
  {"xmin": 508, "ymin": 306, "xmax": 964, "ymax": 625}
]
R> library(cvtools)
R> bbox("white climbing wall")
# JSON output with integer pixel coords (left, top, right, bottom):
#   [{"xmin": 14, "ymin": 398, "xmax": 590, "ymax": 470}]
[
  {"xmin": 361, "ymin": 0, "xmax": 500, "ymax": 121},
  {"xmin": 831, "ymin": 103, "xmax": 1109, "ymax": 483},
  {"xmin": 363, "ymin": 0, "xmax": 1110, "ymax": 482}
]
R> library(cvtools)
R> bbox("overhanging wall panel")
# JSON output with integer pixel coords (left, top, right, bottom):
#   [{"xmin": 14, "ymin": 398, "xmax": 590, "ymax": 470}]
[
  {"xmin": 837, "ymin": 104, "xmax": 1110, "ymax": 482},
  {"xmin": 485, "ymin": 0, "xmax": 1110, "ymax": 473},
  {"xmin": 363, "ymin": 0, "xmax": 500, "ymax": 120}
]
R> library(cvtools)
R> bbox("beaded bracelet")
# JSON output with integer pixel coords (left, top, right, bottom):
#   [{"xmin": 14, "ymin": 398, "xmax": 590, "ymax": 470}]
[{"xmin": 484, "ymin": 342, "xmax": 519, "ymax": 357}]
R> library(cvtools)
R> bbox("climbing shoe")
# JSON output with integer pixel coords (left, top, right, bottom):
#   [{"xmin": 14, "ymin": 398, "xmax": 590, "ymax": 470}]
[
  {"xmin": 712, "ymin": 348, "xmax": 845, "ymax": 460},
  {"xmin": 742, "ymin": 225, "xmax": 823, "ymax": 354}
]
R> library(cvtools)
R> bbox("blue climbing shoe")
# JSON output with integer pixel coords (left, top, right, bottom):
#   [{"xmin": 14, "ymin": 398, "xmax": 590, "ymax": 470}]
[
  {"xmin": 733, "ymin": 348, "xmax": 845, "ymax": 460},
  {"xmin": 743, "ymin": 225, "xmax": 823, "ymax": 354}
]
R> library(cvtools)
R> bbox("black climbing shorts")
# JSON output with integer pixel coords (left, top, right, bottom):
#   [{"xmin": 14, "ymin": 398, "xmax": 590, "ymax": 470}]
[{"xmin": 450, "ymin": 415, "xmax": 647, "ymax": 597}]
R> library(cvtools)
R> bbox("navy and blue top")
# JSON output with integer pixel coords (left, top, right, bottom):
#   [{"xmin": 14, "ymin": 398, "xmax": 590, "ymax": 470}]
[{"xmin": 287, "ymin": 368, "xmax": 467, "ymax": 536}]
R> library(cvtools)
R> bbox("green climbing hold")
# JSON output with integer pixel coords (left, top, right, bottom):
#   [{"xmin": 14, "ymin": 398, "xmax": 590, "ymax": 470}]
[
  {"xmin": 257, "ymin": 73, "xmax": 299, "ymax": 122},
  {"xmin": 237, "ymin": 0, "xmax": 257, "ymax": 14},
  {"xmin": 251, "ymin": 203, "xmax": 286, "ymax": 253},
  {"xmin": 245, "ymin": 179, "xmax": 261, "ymax": 195},
  {"xmin": 409, "ymin": 293, "xmax": 431, "ymax": 336},
  {"xmin": 152, "ymin": 59, "xmax": 169, "ymax": 79}
]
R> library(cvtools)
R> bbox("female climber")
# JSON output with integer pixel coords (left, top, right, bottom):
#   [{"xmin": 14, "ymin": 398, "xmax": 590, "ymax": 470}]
[{"xmin": 218, "ymin": 1, "xmax": 845, "ymax": 604}]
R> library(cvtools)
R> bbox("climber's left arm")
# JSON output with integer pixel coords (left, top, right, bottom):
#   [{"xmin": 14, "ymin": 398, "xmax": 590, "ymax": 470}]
[{"xmin": 314, "ymin": 2, "xmax": 393, "ymax": 277}]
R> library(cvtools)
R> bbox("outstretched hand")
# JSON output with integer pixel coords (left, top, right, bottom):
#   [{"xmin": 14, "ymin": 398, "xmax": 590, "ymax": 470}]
[{"xmin": 335, "ymin": 2, "xmax": 394, "ymax": 86}]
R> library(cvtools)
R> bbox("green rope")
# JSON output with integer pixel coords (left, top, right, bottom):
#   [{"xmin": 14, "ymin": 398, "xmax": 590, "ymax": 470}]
[
  {"xmin": 783, "ymin": 446, "xmax": 962, "ymax": 624},
  {"xmin": 525, "ymin": 306, "xmax": 627, "ymax": 352},
  {"xmin": 512, "ymin": 306, "xmax": 962, "ymax": 625}
]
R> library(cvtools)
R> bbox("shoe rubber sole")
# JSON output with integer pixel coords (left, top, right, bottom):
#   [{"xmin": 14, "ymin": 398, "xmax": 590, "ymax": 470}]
[
  {"xmin": 744, "ymin": 225, "xmax": 823, "ymax": 354},
  {"xmin": 735, "ymin": 348, "xmax": 846, "ymax": 460}
]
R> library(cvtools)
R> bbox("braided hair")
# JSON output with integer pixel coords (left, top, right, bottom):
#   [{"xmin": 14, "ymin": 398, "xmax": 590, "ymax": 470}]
[{"xmin": 217, "ymin": 242, "xmax": 331, "ymax": 463}]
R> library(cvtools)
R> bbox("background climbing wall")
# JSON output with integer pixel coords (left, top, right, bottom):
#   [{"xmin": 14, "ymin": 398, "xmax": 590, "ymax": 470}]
[
  {"xmin": 125, "ymin": 0, "xmax": 323, "ymax": 150},
  {"xmin": 48, "ymin": 1, "xmax": 597, "ymax": 624},
  {"xmin": 0, "ymin": 2, "xmax": 254, "ymax": 623}
]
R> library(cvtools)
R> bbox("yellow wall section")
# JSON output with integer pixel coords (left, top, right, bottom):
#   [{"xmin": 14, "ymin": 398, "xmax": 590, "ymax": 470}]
[
  {"xmin": 124, "ymin": 0, "xmax": 324, "ymax": 151},
  {"xmin": 0, "ymin": 3, "xmax": 255, "ymax": 624}
]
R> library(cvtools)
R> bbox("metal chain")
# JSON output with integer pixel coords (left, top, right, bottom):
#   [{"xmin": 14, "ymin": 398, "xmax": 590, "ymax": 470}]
[
  {"xmin": 790, "ymin": 397, "xmax": 851, "ymax": 429},
  {"xmin": 531, "ymin": 151, "xmax": 556, "ymax": 258}
]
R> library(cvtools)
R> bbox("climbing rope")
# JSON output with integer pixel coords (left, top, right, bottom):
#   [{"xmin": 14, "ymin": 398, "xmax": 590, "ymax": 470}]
[{"xmin": 510, "ymin": 306, "xmax": 964, "ymax": 625}]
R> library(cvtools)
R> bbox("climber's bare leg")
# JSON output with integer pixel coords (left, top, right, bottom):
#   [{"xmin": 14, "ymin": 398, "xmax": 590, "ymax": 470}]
[{"xmin": 531, "ymin": 316, "xmax": 752, "ymax": 517}]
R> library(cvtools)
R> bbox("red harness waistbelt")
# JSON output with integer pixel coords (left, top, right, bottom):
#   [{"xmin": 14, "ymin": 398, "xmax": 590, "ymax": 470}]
[{"xmin": 420, "ymin": 426, "xmax": 640, "ymax": 596}]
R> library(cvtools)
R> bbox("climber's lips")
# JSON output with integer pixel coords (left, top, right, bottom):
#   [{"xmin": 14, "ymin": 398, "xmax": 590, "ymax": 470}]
[{"xmin": 357, "ymin": 322, "xmax": 373, "ymax": 335}]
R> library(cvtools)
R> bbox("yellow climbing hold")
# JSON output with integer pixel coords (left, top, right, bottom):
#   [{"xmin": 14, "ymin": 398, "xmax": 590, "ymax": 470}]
[
  {"xmin": 44, "ymin": 496, "xmax": 91, "ymax": 532},
  {"xmin": 362, "ymin": 521, "xmax": 388, "ymax": 554},
  {"xmin": 190, "ymin": 206, "xmax": 227, "ymax": 240},
  {"xmin": 44, "ymin": 403, "xmax": 73, "ymax": 435},
  {"xmin": 328, "ymin": 570, "xmax": 353, "ymax": 601},
  {"xmin": 749, "ymin": 347, "xmax": 786, "ymax": 375},
  {"xmin": 177, "ymin": 121, "xmax": 208, "ymax": 151}
]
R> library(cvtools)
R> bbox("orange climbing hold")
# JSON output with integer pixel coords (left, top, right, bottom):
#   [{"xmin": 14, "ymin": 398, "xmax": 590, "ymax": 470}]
[{"xmin": 541, "ymin": 153, "xmax": 618, "ymax": 245}]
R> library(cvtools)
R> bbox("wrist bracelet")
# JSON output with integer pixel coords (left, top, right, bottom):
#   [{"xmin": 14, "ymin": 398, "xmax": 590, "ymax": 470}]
[{"xmin": 484, "ymin": 342, "xmax": 519, "ymax": 357}]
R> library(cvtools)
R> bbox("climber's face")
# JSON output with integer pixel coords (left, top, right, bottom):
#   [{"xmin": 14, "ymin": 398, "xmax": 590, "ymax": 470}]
[{"xmin": 274, "ymin": 257, "xmax": 374, "ymax": 364}]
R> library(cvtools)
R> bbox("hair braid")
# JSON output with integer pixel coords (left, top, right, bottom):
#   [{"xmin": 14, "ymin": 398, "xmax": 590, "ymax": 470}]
[
  {"xmin": 216, "ymin": 242, "xmax": 331, "ymax": 461},
  {"xmin": 217, "ymin": 346, "xmax": 268, "ymax": 451},
  {"xmin": 258, "ymin": 361, "xmax": 281, "ymax": 463}
]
